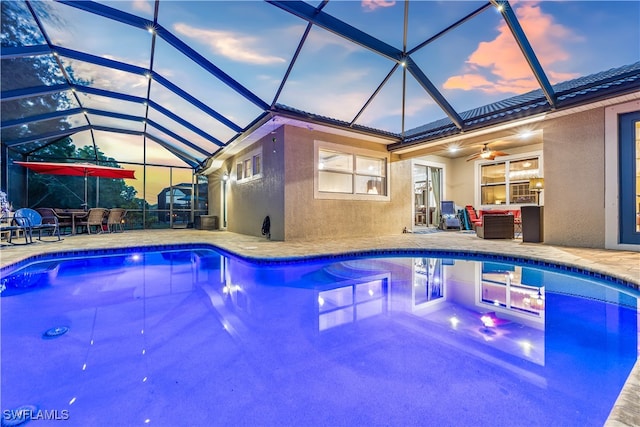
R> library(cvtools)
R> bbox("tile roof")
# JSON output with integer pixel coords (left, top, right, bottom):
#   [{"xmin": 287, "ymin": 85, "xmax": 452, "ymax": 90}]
[
  {"xmin": 272, "ymin": 104, "xmax": 401, "ymax": 139},
  {"xmin": 397, "ymin": 62, "xmax": 640, "ymax": 148}
]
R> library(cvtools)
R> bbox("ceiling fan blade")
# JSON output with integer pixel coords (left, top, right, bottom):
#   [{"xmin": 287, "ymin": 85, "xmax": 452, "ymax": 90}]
[{"xmin": 466, "ymin": 145, "xmax": 509, "ymax": 161}]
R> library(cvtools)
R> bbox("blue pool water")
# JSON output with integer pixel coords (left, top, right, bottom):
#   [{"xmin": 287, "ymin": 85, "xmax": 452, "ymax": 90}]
[{"xmin": 1, "ymin": 247, "xmax": 638, "ymax": 426}]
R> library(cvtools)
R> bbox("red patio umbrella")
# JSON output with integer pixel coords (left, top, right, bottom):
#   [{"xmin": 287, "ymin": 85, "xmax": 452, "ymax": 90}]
[{"xmin": 14, "ymin": 161, "xmax": 136, "ymax": 207}]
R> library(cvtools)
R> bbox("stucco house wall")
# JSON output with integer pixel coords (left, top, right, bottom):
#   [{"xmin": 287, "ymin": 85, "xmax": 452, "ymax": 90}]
[
  {"xmin": 218, "ymin": 127, "xmax": 286, "ymax": 240},
  {"xmin": 543, "ymin": 109, "xmax": 606, "ymax": 248},
  {"xmin": 440, "ymin": 106, "xmax": 606, "ymax": 249},
  {"xmin": 449, "ymin": 157, "xmax": 475, "ymax": 209},
  {"xmin": 283, "ymin": 125, "xmax": 411, "ymax": 240},
  {"xmin": 443, "ymin": 108, "xmax": 613, "ymax": 249},
  {"xmin": 207, "ymin": 171, "xmax": 222, "ymax": 227},
  {"xmin": 209, "ymin": 125, "xmax": 410, "ymax": 241},
  {"xmin": 207, "ymin": 99, "xmax": 636, "ymax": 249}
]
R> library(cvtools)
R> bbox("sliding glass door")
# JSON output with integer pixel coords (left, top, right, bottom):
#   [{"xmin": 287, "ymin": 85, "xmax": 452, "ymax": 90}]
[{"xmin": 413, "ymin": 164, "xmax": 442, "ymax": 229}]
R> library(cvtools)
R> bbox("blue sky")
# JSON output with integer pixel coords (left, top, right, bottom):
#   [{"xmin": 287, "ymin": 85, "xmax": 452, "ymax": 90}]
[{"xmin": 36, "ymin": 1, "xmax": 639, "ymax": 134}]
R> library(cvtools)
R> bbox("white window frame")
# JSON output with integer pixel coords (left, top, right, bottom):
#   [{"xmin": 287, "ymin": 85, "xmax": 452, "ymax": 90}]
[
  {"xmin": 314, "ymin": 140, "xmax": 390, "ymax": 201},
  {"xmin": 474, "ymin": 150, "xmax": 543, "ymax": 208},
  {"xmin": 235, "ymin": 147, "xmax": 263, "ymax": 184}
]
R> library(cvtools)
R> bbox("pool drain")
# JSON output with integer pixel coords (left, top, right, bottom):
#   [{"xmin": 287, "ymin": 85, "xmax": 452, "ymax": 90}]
[
  {"xmin": 42, "ymin": 326, "xmax": 69, "ymax": 339},
  {"xmin": 1, "ymin": 404, "xmax": 37, "ymax": 427}
]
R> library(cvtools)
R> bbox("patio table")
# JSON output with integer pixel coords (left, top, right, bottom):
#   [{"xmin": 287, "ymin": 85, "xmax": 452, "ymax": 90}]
[{"xmin": 56, "ymin": 210, "xmax": 88, "ymax": 235}]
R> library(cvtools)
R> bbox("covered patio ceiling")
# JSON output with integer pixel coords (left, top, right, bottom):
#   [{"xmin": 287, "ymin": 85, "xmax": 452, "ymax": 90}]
[{"xmin": 1, "ymin": 1, "xmax": 639, "ymax": 172}]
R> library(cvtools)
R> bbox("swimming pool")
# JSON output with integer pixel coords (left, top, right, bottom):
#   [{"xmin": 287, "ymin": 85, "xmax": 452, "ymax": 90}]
[{"xmin": 1, "ymin": 246, "xmax": 638, "ymax": 426}]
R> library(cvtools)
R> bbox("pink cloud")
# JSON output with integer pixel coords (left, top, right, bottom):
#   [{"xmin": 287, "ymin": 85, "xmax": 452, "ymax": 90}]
[
  {"xmin": 362, "ymin": 0, "xmax": 396, "ymax": 12},
  {"xmin": 443, "ymin": 1, "xmax": 581, "ymax": 94},
  {"xmin": 132, "ymin": 0, "xmax": 153, "ymax": 14}
]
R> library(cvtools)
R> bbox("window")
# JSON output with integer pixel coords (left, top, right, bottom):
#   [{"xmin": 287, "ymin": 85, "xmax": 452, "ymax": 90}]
[
  {"xmin": 235, "ymin": 148, "xmax": 262, "ymax": 183},
  {"xmin": 236, "ymin": 162, "xmax": 243, "ymax": 181},
  {"xmin": 253, "ymin": 154, "xmax": 261, "ymax": 175},
  {"xmin": 356, "ymin": 155, "xmax": 385, "ymax": 195},
  {"xmin": 243, "ymin": 159, "xmax": 252, "ymax": 179},
  {"xmin": 318, "ymin": 149, "xmax": 353, "ymax": 193},
  {"xmin": 316, "ymin": 142, "xmax": 388, "ymax": 199},
  {"xmin": 480, "ymin": 156, "xmax": 541, "ymax": 206}
]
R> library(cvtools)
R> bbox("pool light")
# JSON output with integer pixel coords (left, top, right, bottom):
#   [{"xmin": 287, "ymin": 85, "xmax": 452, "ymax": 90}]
[{"xmin": 449, "ymin": 316, "xmax": 459, "ymax": 328}]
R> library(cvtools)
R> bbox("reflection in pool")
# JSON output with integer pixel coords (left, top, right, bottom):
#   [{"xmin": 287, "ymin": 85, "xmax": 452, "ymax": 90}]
[{"xmin": 1, "ymin": 248, "xmax": 638, "ymax": 426}]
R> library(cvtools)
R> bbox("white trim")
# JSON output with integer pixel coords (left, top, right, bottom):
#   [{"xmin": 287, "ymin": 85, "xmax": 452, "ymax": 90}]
[
  {"xmin": 314, "ymin": 140, "xmax": 390, "ymax": 201},
  {"xmin": 411, "ymin": 159, "xmax": 446, "ymax": 230},
  {"xmin": 473, "ymin": 150, "xmax": 543, "ymax": 209},
  {"xmin": 234, "ymin": 147, "xmax": 263, "ymax": 184},
  {"xmin": 604, "ymin": 99, "xmax": 640, "ymax": 251}
]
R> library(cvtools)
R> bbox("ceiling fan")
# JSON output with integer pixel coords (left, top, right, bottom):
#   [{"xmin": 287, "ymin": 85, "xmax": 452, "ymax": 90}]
[{"xmin": 466, "ymin": 143, "xmax": 509, "ymax": 161}]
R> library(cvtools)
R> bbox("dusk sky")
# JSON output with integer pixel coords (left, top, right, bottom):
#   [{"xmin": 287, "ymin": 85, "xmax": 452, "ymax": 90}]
[{"xmin": 11, "ymin": 0, "xmax": 640, "ymax": 200}]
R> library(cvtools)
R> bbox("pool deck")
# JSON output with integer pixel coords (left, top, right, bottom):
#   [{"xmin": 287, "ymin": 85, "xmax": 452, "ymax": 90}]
[{"xmin": 1, "ymin": 229, "xmax": 639, "ymax": 426}]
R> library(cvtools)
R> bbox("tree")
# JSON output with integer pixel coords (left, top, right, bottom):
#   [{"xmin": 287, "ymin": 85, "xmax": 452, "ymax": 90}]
[
  {"xmin": 1, "ymin": 2, "xmax": 76, "ymax": 138},
  {"xmin": 2, "ymin": 1, "xmax": 76, "ymax": 206}
]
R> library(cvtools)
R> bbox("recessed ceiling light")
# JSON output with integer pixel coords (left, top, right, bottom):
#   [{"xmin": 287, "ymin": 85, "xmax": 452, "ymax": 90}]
[{"xmin": 519, "ymin": 130, "xmax": 533, "ymax": 139}]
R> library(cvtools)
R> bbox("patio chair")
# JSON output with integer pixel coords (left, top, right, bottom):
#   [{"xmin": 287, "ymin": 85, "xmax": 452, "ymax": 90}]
[
  {"xmin": 14, "ymin": 208, "xmax": 60, "ymax": 241},
  {"xmin": 438, "ymin": 201, "xmax": 461, "ymax": 230},
  {"xmin": 1, "ymin": 213, "xmax": 31, "ymax": 244},
  {"xmin": 464, "ymin": 205, "xmax": 483, "ymax": 230},
  {"xmin": 77, "ymin": 208, "xmax": 109, "ymax": 234},
  {"xmin": 36, "ymin": 207, "xmax": 73, "ymax": 234},
  {"xmin": 106, "ymin": 208, "xmax": 127, "ymax": 232}
]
